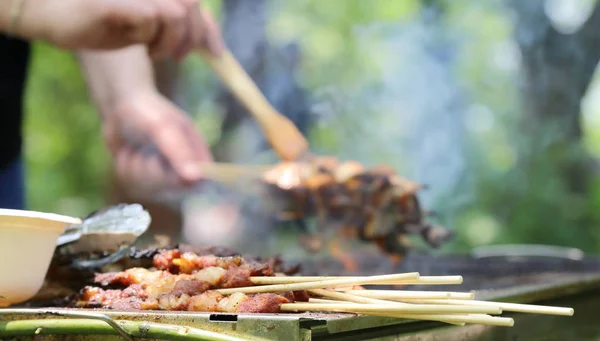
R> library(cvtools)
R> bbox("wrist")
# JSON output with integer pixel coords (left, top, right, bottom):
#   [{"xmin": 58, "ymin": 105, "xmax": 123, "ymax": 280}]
[
  {"xmin": 102, "ymin": 88, "xmax": 160, "ymax": 120},
  {"xmin": 78, "ymin": 46, "xmax": 158, "ymax": 118}
]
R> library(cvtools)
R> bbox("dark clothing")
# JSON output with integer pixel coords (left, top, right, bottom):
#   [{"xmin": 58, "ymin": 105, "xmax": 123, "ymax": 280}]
[
  {"xmin": 0, "ymin": 33, "xmax": 31, "ymax": 209},
  {"xmin": 0, "ymin": 155, "xmax": 25, "ymax": 209},
  {"xmin": 0, "ymin": 34, "xmax": 30, "ymax": 169}
]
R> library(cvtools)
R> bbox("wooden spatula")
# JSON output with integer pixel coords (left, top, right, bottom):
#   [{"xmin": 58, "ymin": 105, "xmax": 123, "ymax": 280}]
[{"xmin": 196, "ymin": 48, "xmax": 311, "ymax": 162}]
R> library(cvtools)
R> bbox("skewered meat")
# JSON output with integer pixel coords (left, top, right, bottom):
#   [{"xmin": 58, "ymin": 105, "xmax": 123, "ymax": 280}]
[
  {"xmin": 72, "ymin": 250, "xmax": 309, "ymax": 313},
  {"xmin": 153, "ymin": 250, "xmax": 244, "ymax": 273},
  {"xmin": 94, "ymin": 266, "xmax": 260, "ymax": 293},
  {"xmin": 35, "ymin": 248, "xmax": 300, "ymax": 309},
  {"xmin": 82, "ymin": 286, "xmax": 301, "ymax": 313},
  {"xmin": 152, "ymin": 249, "xmax": 275, "ymax": 278}
]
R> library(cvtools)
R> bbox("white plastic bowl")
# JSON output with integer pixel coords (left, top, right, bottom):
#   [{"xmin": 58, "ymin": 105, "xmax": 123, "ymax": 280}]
[{"xmin": 0, "ymin": 209, "xmax": 82, "ymax": 307}]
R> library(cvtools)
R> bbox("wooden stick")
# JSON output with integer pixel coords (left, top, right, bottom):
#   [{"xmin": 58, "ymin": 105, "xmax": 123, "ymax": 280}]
[
  {"xmin": 198, "ymin": 163, "xmax": 268, "ymax": 185},
  {"xmin": 280, "ymin": 302, "xmax": 502, "ymax": 315},
  {"xmin": 341, "ymin": 289, "xmax": 473, "ymax": 300},
  {"xmin": 302, "ymin": 303, "xmax": 467, "ymax": 326},
  {"xmin": 401, "ymin": 276, "xmax": 464, "ymax": 285},
  {"xmin": 308, "ymin": 289, "xmax": 466, "ymax": 326},
  {"xmin": 399, "ymin": 299, "xmax": 574, "ymax": 316},
  {"xmin": 298, "ymin": 305, "xmax": 511, "ymax": 327},
  {"xmin": 362, "ymin": 312, "xmax": 514, "ymax": 327},
  {"xmin": 250, "ymin": 275, "xmax": 463, "ymax": 286},
  {"xmin": 309, "ymin": 289, "xmax": 398, "ymax": 305},
  {"xmin": 309, "ymin": 298, "xmax": 352, "ymax": 304},
  {"xmin": 217, "ymin": 273, "xmax": 420, "ymax": 295},
  {"xmin": 198, "ymin": 49, "xmax": 310, "ymax": 162}
]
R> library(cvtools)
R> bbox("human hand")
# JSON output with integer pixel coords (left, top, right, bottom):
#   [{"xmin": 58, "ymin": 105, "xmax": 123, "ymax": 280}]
[
  {"xmin": 101, "ymin": 89, "xmax": 213, "ymax": 200},
  {"xmin": 6, "ymin": 0, "xmax": 224, "ymax": 59}
]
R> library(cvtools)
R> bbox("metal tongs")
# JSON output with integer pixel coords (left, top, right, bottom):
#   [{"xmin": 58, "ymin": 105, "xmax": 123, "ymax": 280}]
[{"xmin": 56, "ymin": 204, "xmax": 151, "ymax": 269}]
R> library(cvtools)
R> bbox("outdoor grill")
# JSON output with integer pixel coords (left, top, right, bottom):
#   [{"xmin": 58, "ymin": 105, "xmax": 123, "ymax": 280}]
[
  {"xmin": 2, "ymin": 250, "xmax": 600, "ymax": 341},
  {"xmin": 1, "ymin": 35, "xmax": 597, "ymax": 339}
]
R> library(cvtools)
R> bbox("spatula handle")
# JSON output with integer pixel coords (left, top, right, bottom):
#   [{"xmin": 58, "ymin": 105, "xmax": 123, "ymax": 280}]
[{"xmin": 197, "ymin": 49, "xmax": 310, "ymax": 161}]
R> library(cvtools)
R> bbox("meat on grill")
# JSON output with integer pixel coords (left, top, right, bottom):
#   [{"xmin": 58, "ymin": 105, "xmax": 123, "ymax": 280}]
[{"xmin": 74, "ymin": 250, "xmax": 309, "ymax": 314}]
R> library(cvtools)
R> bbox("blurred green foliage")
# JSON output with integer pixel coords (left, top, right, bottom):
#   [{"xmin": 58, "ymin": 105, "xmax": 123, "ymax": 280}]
[
  {"xmin": 22, "ymin": 0, "xmax": 600, "ymax": 254},
  {"xmin": 24, "ymin": 43, "xmax": 109, "ymax": 217}
]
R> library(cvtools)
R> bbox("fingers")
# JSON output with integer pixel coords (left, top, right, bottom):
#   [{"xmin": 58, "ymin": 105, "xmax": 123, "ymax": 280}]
[
  {"xmin": 111, "ymin": 0, "xmax": 160, "ymax": 45},
  {"xmin": 175, "ymin": 5, "xmax": 204, "ymax": 60},
  {"xmin": 145, "ymin": 0, "xmax": 224, "ymax": 59},
  {"xmin": 101, "ymin": 0, "xmax": 222, "ymax": 59},
  {"xmin": 142, "ymin": 99, "xmax": 207, "ymax": 183},
  {"xmin": 197, "ymin": 7, "xmax": 225, "ymax": 56},
  {"xmin": 183, "ymin": 119, "xmax": 214, "ymax": 163},
  {"xmin": 146, "ymin": 0, "xmax": 188, "ymax": 59},
  {"xmin": 106, "ymin": 91, "xmax": 213, "ymax": 199},
  {"xmin": 115, "ymin": 144, "xmax": 180, "ymax": 198}
]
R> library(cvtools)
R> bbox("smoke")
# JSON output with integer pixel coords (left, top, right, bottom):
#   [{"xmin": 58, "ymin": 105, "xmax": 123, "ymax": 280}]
[
  {"xmin": 309, "ymin": 16, "xmax": 472, "ymax": 224},
  {"xmin": 180, "ymin": 1, "xmax": 483, "ymax": 256}
]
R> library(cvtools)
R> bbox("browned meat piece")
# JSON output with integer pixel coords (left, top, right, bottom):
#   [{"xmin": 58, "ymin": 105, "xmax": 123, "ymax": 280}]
[
  {"xmin": 170, "ymin": 280, "xmax": 211, "ymax": 297},
  {"xmin": 158, "ymin": 293, "xmax": 192, "ymax": 311},
  {"xmin": 152, "ymin": 249, "xmax": 181, "ymax": 272},
  {"xmin": 79, "ymin": 285, "xmax": 152, "ymax": 311},
  {"xmin": 237, "ymin": 293, "xmax": 291, "ymax": 313},
  {"xmin": 154, "ymin": 251, "xmax": 247, "ymax": 274},
  {"xmin": 95, "ymin": 268, "xmax": 164, "ymax": 287},
  {"xmin": 187, "ymin": 291, "xmax": 223, "ymax": 312},
  {"xmin": 241, "ymin": 261, "xmax": 275, "ymax": 277},
  {"xmin": 178, "ymin": 245, "xmax": 240, "ymax": 257},
  {"xmin": 221, "ymin": 267, "xmax": 253, "ymax": 288},
  {"xmin": 292, "ymin": 290, "xmax": 310, "ymax": 302}
]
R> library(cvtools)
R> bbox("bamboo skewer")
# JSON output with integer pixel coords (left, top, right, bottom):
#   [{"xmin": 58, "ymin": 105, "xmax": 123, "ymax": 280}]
[
  {"xmin": 363, "ymin": 312, "xmax": 515, "ymax": 327},
  {"xmin": 309, "ymin": 298, "xmax": 353, "ymax": 304},
  {"xmin": 249, "ymin": 275, "xmax": 463, "ymax": 286},
  {"xmin": 341, "ymin": 289, "xmax": 474, "ymax": 300},
  {"xmin": 400, "ymin": 276, "xmax": 464, "ymax": 285},
  {"xmin": 309, "ymin": 289, "xmax": 400, "ymax": 305},
  {"xmin": 242, "ymin": 272, "xmax": 574, "ymax": 325},
  {"xmin": 217, "ymin": 273, "xmax": 420, "ymax": 295},
  {"xmin": 280, "ymin": 302, "xmax": 502, "ymax": 315},
  {"xmin": 304, "ymin": 298, "xmax": 511, "ymax": 327},
  {"xmin": 398, "ymin": 299, "xmax": 574, "ymax": 316},
  {"xmin": 308, "ymin": 289, "xmax": 469, "ymax": 326}
]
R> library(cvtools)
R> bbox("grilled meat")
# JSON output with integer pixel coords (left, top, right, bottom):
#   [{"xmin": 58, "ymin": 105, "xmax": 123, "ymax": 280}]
[
  {"xmin": 73, "ymin": 250, "xmax": 308, "ymax": 313},
  {"xmin": 261, "ymin": 157, "xmax": 454, "ymax": 261}
]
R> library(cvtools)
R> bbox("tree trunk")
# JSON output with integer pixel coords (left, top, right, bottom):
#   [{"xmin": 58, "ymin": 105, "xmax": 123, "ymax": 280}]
[{"xmin": 508, "ymin": 0, "xmax": 600, "ymax": 194}]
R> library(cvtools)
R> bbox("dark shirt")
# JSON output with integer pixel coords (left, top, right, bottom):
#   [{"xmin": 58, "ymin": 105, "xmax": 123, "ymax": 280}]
[{"xmin": 0, "ymin": 34, "xmax": 30, "ymax": 170}]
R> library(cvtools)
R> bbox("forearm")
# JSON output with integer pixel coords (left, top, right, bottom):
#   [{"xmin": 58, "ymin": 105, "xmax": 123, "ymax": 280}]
[
  {"xmin": 0, "ymin": 0, "xmax": 46, "ymax": 41},
  {"xmin": 0, "ymin": 0, "xmax": 17, "ymax": 33},
  {"xmin": 77, "ymin": 46, "xmax": 157, "ymax": 116}
]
